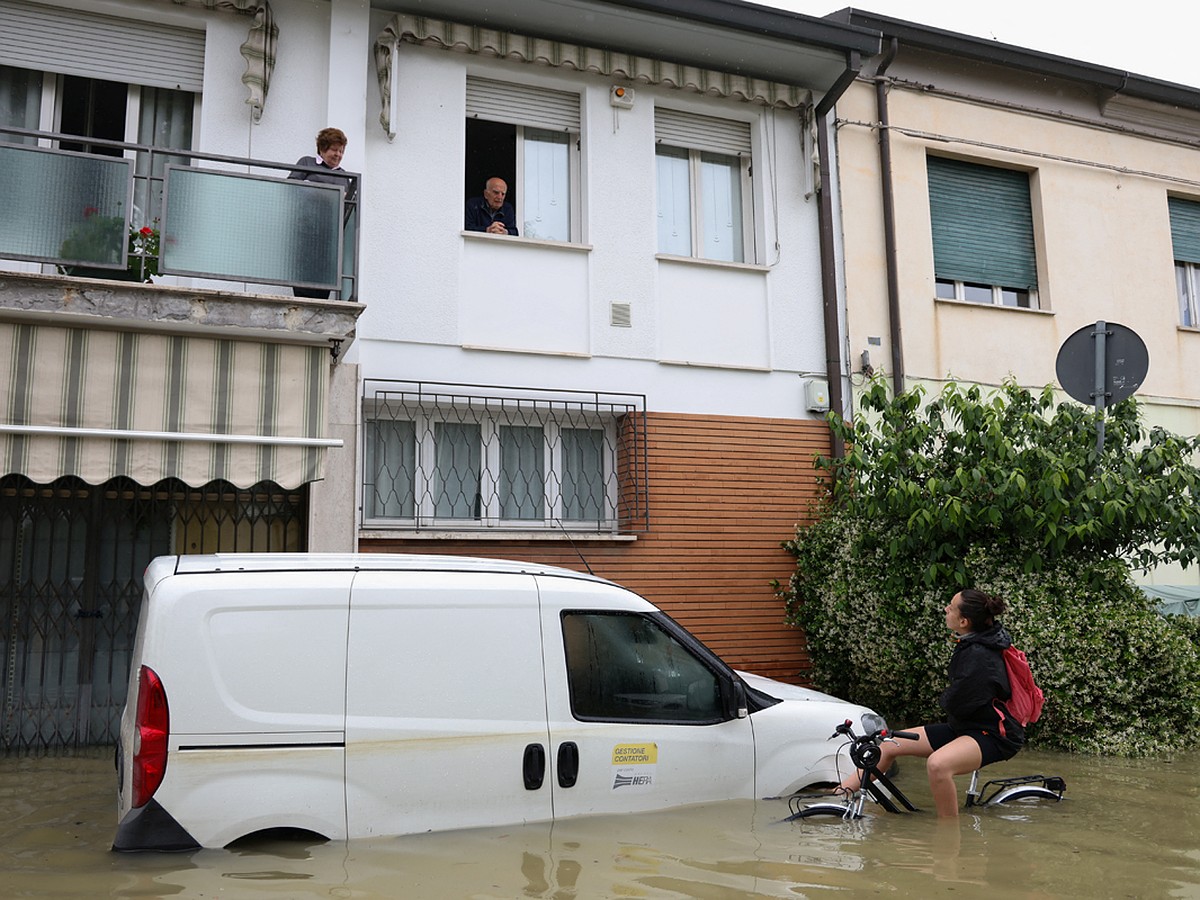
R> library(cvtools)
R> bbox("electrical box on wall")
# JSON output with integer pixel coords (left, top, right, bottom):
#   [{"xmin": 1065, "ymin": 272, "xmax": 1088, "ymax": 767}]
[
  {"xmin": 610, "ymin": 85, "xmax": 634, "ymax": 109},
  {"xmin": 805, "ymin": 379, "xmax": 830, "ymax": 413}
]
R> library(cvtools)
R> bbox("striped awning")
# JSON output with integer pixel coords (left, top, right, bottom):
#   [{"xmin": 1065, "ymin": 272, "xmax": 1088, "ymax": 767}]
[
  {"xmin": 0, "ymin": 322, "xmax": 331, "ymax": 490},
  {"xmin": 373, "ymin": 15, "xmax": 812, "ymax": 139}
]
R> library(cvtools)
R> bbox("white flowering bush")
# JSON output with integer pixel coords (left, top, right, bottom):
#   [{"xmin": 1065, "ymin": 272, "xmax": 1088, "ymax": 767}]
[
  {"xmin": 782, "ymin": 380, "xmax": 1200, "ymax": 756},
  {"xmin": 964, "ymin": 549, "xmax": 1200, "ymax": 755}
]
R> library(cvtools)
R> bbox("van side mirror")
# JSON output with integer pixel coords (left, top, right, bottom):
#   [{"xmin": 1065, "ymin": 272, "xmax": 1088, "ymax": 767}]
[{"xmin": 726, "ymin": 680, "xmax": 748, "ymax": 720}]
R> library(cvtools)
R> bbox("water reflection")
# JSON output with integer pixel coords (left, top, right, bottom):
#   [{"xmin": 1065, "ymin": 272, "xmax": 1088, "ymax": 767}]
[{"xmin": 1, "ymin": 749, "xmax": 1197, "ymax": 898}]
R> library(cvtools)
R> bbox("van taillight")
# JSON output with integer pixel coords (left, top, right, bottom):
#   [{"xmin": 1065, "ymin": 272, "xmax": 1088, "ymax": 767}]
[{"xmin": 131, "ymin": 665, "xmax": 169, "ymax": 808}]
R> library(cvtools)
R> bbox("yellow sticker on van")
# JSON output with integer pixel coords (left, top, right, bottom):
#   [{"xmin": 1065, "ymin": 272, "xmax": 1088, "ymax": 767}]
[{"xmin": 611, "ymin": 743, "xmax": 657, "ymax": 765}]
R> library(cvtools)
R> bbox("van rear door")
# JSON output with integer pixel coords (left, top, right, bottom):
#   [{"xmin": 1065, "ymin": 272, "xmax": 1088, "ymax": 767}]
[
  {"xmin": 344, "ymin": 570, "xmax": 553, "ymax": 838},
  {"xmin": 536, "ymin": 577, "xmax": 756, "ymax": 819}
]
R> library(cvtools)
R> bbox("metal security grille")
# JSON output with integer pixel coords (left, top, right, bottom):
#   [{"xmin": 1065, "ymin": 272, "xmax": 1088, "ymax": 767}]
[
  {"xmin": 0, "ymin": 475, "xmax": 307, "ymax": 755},
  {"xmin": 362, "ymin": 380, "xmax": 649, "ymax": 533}
]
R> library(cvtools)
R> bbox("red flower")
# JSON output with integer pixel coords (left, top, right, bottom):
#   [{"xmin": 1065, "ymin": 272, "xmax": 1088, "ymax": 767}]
[
  {"xmin": 139, "ymin": 226, "xmax": 154, "ymax": 236},
  {"xmin": 83, "ymin": 206, "xmax": 100, "ymax": 219}
]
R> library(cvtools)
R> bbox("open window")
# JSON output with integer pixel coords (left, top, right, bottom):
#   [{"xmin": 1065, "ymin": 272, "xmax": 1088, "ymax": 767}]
[{"xmin": 464, "ymin": 76, "xmax": 580, "ymax": 242}]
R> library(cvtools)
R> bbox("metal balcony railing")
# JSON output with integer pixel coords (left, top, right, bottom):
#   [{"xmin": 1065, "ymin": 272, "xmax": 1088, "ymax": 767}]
[
  {"xmin": 0, "ymin": 125, "xmax": 359, "ymax": 301},
  {"xmin": 362, "ymin": 380, "xmax": 650, "ymax": 534}
]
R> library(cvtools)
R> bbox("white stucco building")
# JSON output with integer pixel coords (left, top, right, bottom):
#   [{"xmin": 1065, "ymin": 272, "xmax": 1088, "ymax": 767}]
[{"xmin": 0, "ymin": 0, "xmax": 880, "ymax": 750}]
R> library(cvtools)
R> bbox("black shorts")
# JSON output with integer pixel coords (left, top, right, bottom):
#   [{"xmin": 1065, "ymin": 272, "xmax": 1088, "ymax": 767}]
[{"xmin": 924, "ymin": 722, "xmax": 1020, "ymax": 767}]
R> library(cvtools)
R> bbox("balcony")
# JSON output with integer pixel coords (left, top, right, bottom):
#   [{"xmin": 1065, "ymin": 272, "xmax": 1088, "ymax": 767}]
[
  {"xmin": 0, "ymin": 126, "xmax": 364, "ymax": 495},
  {"xmin": 0, "ymin": 125, "xmax": 362, "ymax": 349}
]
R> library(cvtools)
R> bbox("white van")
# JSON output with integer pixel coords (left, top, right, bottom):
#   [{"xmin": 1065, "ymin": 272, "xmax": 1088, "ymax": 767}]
[{"xmin": 114, "ymin": 554, "xmax": 880, "ymax": 851}]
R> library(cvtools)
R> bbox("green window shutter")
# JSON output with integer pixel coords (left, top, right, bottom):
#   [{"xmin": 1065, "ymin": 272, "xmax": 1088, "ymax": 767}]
[
  {"xmin": 1168, "ymin": 197, "xmax": 1200, "ymax": 265},
  {"xmin": 927, "ymin": 156, "xmax": 1038, "ymax": 290}
]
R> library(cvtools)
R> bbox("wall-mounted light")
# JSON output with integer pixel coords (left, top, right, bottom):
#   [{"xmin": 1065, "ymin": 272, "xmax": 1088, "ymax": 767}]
[{"xmin": 610, "ymin": 85, "xmax": 634, "ymax": 109}]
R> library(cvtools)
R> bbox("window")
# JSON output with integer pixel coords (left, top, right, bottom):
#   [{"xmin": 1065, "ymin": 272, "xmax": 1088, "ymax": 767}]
[
  {"xmin": 0, "ymin": 2, "xmax": 202, "ymax": 158},
  {"xmin": 464, "ymin": 77, "xmax": 580, "ymax": 241},
  {"xmin": 1169, "ymin": 197, "xmax": 1200, "ymax": 327},
  {"xmin": 561, "ymin": 612, "xmax": 724, "ymax": 723},
  {"xmin": 0, "ymin": 65, "xmax": 194, "ymax": 218},
  {"xmin": 927, "ymin": 155, "xmax": 1039, "ymax": 309},
  {"xmin": 654, "ymin": 108, "xmax": 753, "ymax": 263},
  {"xmin": 362, "ymin": 382, "xmax": 648, "ymax": 532}
]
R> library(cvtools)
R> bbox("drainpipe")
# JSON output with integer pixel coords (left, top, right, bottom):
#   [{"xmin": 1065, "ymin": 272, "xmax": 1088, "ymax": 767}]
[
  {"xmin": 815, "ymin": 53, "xmax": 862, "ymax": 460},
  {"xmin": 874, "ymin": 37, "xmax": 905, "ymax": 397}
]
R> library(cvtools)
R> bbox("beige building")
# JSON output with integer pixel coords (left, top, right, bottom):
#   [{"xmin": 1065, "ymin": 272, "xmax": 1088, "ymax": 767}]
[{"xmin": 829, "ymin": 11, "xmax": 1200, "ymax": 588}]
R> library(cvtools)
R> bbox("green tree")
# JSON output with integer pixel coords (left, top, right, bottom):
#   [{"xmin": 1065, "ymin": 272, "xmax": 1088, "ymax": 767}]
[{"xmin": 781, "ymin": 380, "xmax": 1200, "ymax": 754}]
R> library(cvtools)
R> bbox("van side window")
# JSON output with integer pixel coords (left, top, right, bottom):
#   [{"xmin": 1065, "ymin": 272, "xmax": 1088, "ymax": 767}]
[{"xmin": 561, "ymin": 612, "xmax": 723, "ymax": 723}]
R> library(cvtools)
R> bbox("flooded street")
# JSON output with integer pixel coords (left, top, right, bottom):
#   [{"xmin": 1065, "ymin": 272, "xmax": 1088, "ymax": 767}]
[{"xmin": 2, "ymin": 748, "xmax": 1198, "ymax": 898}]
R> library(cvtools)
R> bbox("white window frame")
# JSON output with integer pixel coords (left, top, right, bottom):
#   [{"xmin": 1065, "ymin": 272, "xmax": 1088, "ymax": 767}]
[
  {"xmin": 654, "ymin": 107, "xmax": 755, "ymax": 264},
  {"xmin": 546, "ymin": 421, "xmax": 616, "ymax": 526},
  {"xmin": 513, "ymin": 125, "xmax": 580, "ymax": 243},
  {"xmin": 935, "ymin": 278, "xmax": 1040, "ymax": 310}
]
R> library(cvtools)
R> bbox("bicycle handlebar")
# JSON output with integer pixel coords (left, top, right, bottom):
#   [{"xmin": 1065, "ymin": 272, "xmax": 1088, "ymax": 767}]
[{"xmin": 829, "ymin": 720, "xmax": 919, "ymax": 743}]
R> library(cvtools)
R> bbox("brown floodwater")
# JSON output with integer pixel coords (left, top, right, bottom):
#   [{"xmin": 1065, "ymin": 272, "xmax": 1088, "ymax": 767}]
[{"xmin": 2, "ymin": 748, "xmax": 1197, "ymax": 898}]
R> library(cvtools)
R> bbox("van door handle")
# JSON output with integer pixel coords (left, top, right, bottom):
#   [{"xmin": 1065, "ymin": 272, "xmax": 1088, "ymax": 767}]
[
  {"xmin": 557, "ymin": 742, "xmax": 579, "ymax": 788},
  {"xmin": 523, "ymin": 743, "xmax": 546, "ymax": 790}
]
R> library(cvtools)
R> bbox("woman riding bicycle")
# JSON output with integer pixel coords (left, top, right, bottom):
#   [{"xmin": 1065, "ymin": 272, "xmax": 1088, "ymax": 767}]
[{"xmin": 836, "ymin": 588, "xmax": 1025, "ymax": 817}]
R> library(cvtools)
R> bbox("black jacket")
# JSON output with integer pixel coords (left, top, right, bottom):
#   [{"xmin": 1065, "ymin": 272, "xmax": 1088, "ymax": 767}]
[
  {"xmin": 288, "ymin": 156, "xmax": 357, "ymax": 202},
  {"xmin": 939, "ymin": 625, "xmax": 1025, "ymax": 748},
  {"xmin": 464, "ymin": 196, "xmax": 519, "ymax": 235}
]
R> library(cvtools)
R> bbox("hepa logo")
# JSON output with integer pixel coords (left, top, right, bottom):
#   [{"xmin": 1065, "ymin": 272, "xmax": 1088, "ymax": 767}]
[{"xmin": 613, "ymin": 773, "xmax": 654, "ymax": 789}]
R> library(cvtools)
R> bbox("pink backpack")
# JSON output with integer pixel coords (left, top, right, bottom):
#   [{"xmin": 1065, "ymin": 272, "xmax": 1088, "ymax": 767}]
[{"xmin": 1001, "ymin": 645, "xmax": 1045, "ymax": 727}]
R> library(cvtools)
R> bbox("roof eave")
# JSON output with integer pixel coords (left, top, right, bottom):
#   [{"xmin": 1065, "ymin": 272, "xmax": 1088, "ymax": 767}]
[{"xmin": 831, "ymin": 7, "xmax": 1200, "ymax": 114}]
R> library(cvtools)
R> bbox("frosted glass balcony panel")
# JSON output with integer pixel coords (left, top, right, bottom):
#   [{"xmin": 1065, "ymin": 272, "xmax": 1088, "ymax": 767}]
[
  {"xmin": 162, "ymin": 166, "xmax": 342, "ymax": 289},
  {"xmin": 0, "ymin": 145, "xmax": 131, "ymax": 267}
]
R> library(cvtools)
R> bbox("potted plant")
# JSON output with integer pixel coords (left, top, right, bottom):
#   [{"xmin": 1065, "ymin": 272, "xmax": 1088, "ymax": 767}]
[{"xmin": 60, "ymin": 207, "xmax": 159, "ymax": 283}]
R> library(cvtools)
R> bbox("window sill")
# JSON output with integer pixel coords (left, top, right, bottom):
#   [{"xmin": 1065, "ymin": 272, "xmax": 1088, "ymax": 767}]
[
  {"xmin": 359, "ymin": 528, "xmax": 638, "ymax": 542},
  {"xmin": 657, "ymin": 358, "xmax": 771, "ymax": 372},
  {"xmin": 1178, "ymin": 324, "xmax": 1200, "ymax": 334},
  {"xmin": 459, "ymin": 343, "xmax": 590, "ymax": 358},
  {"xmin": 655, "ymin": 254, "xmax": 769, "ymax": 273},
  {"xmin": 934, "ymin": 297, "xmax": 1053, "ymax": 315},
  {"xmin": 461, "ymin": 231, "xmax": 592, "ymax": 252}
]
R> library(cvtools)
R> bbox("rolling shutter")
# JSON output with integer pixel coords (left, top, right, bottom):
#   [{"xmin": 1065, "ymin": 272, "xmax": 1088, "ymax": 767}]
[
  {"xmin": 1168, "ymin": 196, "xmax": 1200, "ymax": 265},
  {"xmin": 465, "ymin": 77, "xmax": 579, "ymax": 132},
  {"xmin": 0, "ymin": 0, "xmax": 205, "ymax": 92},
  {"xmin": 654, "ymin": 108, "xmax": 752, "ymax": 156},
  {"xmin": 927, "ymin": 155, "xmax": 1038, "ymax": 290}
]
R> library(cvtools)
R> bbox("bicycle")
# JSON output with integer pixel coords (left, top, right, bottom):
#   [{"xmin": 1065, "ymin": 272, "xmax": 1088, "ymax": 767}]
[
  {"xmin": 786, "ymin": 715, "xmax": 920, "ymax": 820},
  {"xmin": 786, "ymin": 715, "xmax": 1067, "ymax": 820}
]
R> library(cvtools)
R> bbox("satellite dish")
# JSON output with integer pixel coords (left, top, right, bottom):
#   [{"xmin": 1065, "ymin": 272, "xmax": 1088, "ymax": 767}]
[{"xmin": 1055, "ymin": 321, "xmax": 1149, "ymax": 408}]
